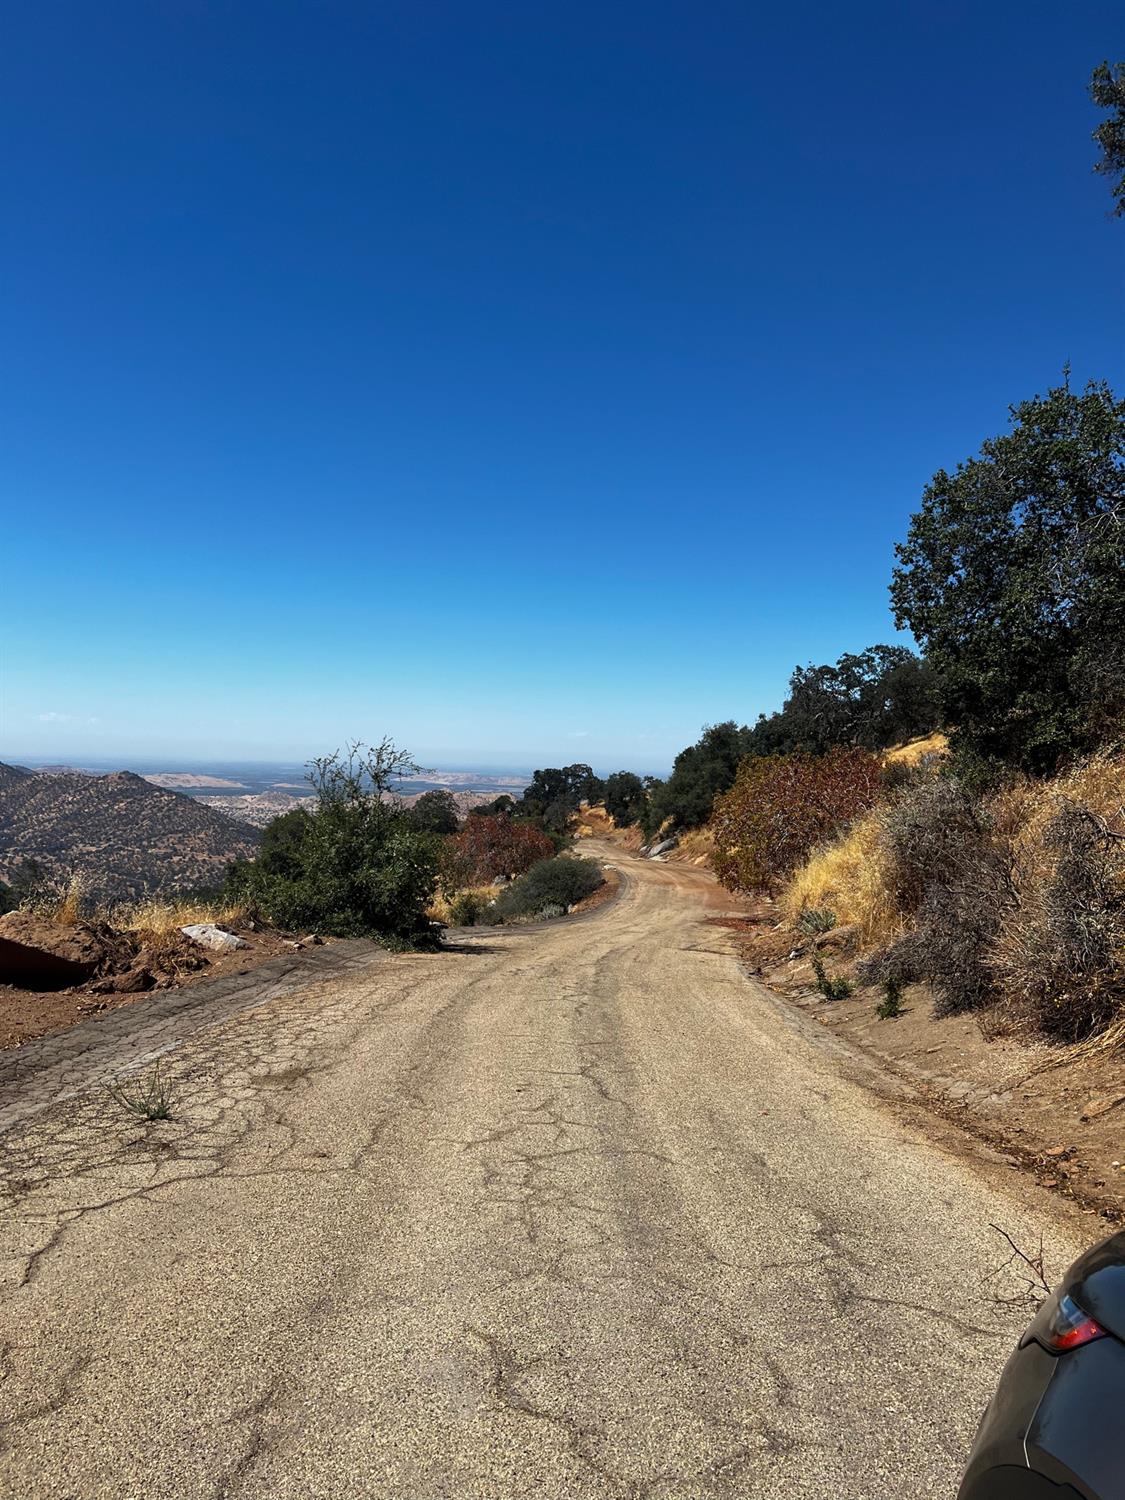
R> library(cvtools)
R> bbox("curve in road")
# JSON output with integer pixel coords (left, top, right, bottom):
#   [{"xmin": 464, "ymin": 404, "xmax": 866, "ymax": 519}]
[{"xmin": 0, "ymin": 844, "xmax": 1084, "ymax": 1498}]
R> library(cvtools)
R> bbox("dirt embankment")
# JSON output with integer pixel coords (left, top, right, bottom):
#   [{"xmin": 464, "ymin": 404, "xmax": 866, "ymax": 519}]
[
  {"xmin": 723, "ymin": 901, "xmax": 1125, "ymax": 1226},
  {"xmin": 575, "ymin": 805, "xmax": 715, "ymax": 866},
  {"xmin": 0, "ymin": 916, "xmax": 329, "ymax": 1052}
]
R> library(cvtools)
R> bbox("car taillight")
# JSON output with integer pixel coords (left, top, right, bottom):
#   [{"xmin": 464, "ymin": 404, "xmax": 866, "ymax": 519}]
[{"xmin": 1025, "ymin": 1292, "xmax": 1108, "ymax": 1354}]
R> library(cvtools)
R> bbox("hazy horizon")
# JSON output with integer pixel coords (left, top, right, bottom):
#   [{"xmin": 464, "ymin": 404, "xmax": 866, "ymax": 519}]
[{"xmin": 1, "ymin": 749, "xmax": 669, "ymax": 780}]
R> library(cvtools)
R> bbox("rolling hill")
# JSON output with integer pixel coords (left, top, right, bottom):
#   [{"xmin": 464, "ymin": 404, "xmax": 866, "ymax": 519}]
[{"xmin": 0, "ymin": 765, "xmax": 261, "ymax": 902}]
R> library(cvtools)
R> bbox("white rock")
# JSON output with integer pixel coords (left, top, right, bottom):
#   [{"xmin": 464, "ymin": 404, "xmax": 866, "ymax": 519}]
[{"xmin": 180, "ymin": 923, "xmax": 248, "ymax": 952}]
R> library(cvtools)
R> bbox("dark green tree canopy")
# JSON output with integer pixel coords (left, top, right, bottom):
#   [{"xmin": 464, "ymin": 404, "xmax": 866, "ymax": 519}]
[
  {"xmin": 1091, "ymin": 60, "xmax": 1125, "ymax": 217},
  {"xmin": 748, "ymin": 646, "xmax": 939, "ymax": 756},
  {"xmin": 649, "ymin": 721, "xmax": 756, "ymax": 829},
  {"xmin": 890, "ymin": 380, "xmax": 1125, "ymax": 774},
  {"xmin": 469, "ymin": 794, "xmax": 515, "ymax": 818},
  {"xmin": 518, "ymin": 764, "xmax": 603, "ymax": 828},
  {"xmin": 602, "ymin": 770, "xmax": 648, "ymax": 828},
  {"xmin": 407, "ymin": 788, "xmax": 460, "ymax": 835}
]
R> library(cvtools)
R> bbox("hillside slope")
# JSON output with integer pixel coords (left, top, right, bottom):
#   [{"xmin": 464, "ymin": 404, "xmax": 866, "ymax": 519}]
[{"xmin": 0, "ymin": 766, "xmax": 260, "ymax": 901}]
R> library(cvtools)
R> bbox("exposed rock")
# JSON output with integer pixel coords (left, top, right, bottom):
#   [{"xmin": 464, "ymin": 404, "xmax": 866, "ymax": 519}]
[
  {"xmin": 1080, "ymin": 1093, "xmax": 1125, "ymax": 1123},
  {"xmin": 180, "ymin": 923, "xmax": 248, "ymax": 953},
  {"xmin": 115, "ymin": 965, "xmax": 157, "ymax": 994},
  {"xmin": 813, "ymin": 923, "xmax": 859, "ymax": 954},
  {"xmin": 0, "ymin": 912, "xmax": 106, "ymax": 989},
  {"xmin": 648, "ymin": 838, "xmax": 678, "ymax": 857}
]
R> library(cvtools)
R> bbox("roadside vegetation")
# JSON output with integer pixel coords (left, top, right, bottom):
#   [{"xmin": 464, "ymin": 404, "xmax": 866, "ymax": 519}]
[
  {"xmin": 480, "ymin": 855, "xmax": 604, "ymax": 924},
  {"xmin": 222, "ymin": 740, "xmax": 442, "ymax": 948},
  {"xmin": 0, "ymin": 742, "xmax": 612, "ymax": 982},
  {"xmin": 590, "ymin": 369, "xmax": 1124, "ymax": 1053}
]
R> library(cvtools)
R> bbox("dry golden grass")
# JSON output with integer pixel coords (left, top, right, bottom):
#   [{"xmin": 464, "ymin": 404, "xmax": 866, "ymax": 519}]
[
  {"xmin": 47, "ymin": 873, "xmax": 89, "ymax": 927},
  {"xmin": 1006, "ymin": 750, "xmax": 1124, "ymax": 849},
  {"xmin": 668, "ymin": 826, "xmax": 715, "ymax": 866},
  {"xmin": 882, "ymin": 731, "xmax": 949, "ymax": 767},
  {"xmin": 576, "ymin": 805, "xmax": 645, "ymax": 852},
  {"xmin": 988, "ymin": 753, "xmax": 1125, "ymax": 912},
  {"xmin": 115, "ymin": 895, "xmax": 252, "ymax": 938},
  {"xmin": 780, "ymin": 811, "xmax": 901, "ymax": 945},
  {"xmin": 29, "ymin": 882, "xmax": 251, "ymax": 937},
  {"xmin": 426, "ymin": 884, "xmax": 497, "ymax": 924}
]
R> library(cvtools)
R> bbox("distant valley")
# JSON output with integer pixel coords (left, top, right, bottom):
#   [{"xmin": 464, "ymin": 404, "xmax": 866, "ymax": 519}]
[{"xmin": 152, "ymin": 763, "xmax": 532, "ymax": 828}]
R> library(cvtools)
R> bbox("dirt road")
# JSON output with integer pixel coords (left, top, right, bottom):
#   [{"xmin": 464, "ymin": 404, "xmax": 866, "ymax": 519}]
[{"xmin": 0, "ymin": 847, "xmax": 1086, "ymax": 1498}]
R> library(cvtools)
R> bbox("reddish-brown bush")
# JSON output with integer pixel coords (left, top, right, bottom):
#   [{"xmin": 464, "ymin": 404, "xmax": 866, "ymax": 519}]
[
  {"xmin": 449, "ymin": 816, "xmax": 555, "ymax": 884},
  {"xmin": 711, "ymin": 749, "xmax": 884, "ymax": 894}
]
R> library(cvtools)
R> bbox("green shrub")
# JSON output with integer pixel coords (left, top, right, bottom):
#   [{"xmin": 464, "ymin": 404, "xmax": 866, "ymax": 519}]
[
  {"xmin": 811, "ymin": 955, "xmax": 853, "ymax": 1001},
  {"xmin": 257, "ymin": 808, "xmax": 314, "ymax": 880},
  {"xmin": 224, "ymin": 741, "xmax": 441, "ymax": 948},
  {"xmin": 796, "ymin": 906, "xmax": 836, "ymax": 937},
  {"xmin": 485, "ymin": 857, "xmax": 604, "ymax": 923},
  {"xmin": 447, "ymin": 889, "xmax": 490, "ymax": 927},
  {"xmin": 875, "ymin": 977, "xmax": 904, "ymax": 1019}
]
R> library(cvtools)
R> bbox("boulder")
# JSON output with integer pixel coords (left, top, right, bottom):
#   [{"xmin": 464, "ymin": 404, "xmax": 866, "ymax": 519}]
[
  {"xmin": 180, "ymin": 923, "xmax": 248, "ymax": 953},
  {"xmin": 648, "ymin": 838, "xmax": 678, "ymax": 858},
  {"xmin": 813, "ymin": 923, "xmax": 859, "ymax": 954},
  {"xmin": 0, "ymin": 912, "xmax": 105, "ymax": 989},
  {"xmin": 112, "ymin": 965, "xmax": 157, "ymax": 994}
]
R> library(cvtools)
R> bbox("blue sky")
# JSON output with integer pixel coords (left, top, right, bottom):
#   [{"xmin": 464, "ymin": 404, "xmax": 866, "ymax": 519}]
[{"xmin": 3, "ymin": 2, "xmax": 1122, "ymax": 773}]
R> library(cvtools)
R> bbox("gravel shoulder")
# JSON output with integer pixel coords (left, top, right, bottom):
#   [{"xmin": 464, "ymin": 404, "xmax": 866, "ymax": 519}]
[{"xmin": 729, "ymin": 906, "xmax": 1125, "ymax": 1226}]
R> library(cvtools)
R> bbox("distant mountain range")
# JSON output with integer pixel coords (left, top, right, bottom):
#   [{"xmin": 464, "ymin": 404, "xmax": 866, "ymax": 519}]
[{"xmin": 0, "ymin": 763, "xmax": 261, "ymax": 902}]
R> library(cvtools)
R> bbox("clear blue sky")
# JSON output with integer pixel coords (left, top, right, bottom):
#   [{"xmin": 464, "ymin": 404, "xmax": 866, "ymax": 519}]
[{"xmin": 3, "ymin": 2, "xmax": 1122, "ymax": 773}]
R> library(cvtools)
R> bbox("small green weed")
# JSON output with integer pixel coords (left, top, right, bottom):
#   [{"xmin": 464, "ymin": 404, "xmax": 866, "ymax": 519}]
[
  {"xmin": 106, "ymin": 1064, "xmax": 173, "ymax": 1121},
  {"xmin": 796, "ymin": 906, "xmax": 837, "ymax": 937},
  {"xmin": 812, "ymin": 954, "xmax": 853, "ymax": 1001},
  {"xmin": 875, "ymin": 976, "xmax": 904, "ymax": 1020}
]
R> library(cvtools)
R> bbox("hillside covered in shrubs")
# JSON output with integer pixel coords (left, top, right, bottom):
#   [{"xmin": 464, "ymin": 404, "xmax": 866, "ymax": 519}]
[
  {"xmin": 596, "ymin": 377, "xmax": 1124, "ymax": 1049},
  {"xmin": 0, "ymin": 764, "xmax": 261, "ymax": 905}
]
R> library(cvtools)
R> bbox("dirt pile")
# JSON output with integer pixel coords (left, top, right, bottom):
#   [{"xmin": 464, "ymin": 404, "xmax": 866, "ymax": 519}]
[{"xmin": 0, "ymin": 910, "xmax": 205, "ymax": 994}]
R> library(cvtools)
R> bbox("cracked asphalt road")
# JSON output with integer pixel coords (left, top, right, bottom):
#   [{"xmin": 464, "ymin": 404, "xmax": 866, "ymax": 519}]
[{"xmin": 0, "ymin": 845, "xmax": 1085, "ymax": 1499}]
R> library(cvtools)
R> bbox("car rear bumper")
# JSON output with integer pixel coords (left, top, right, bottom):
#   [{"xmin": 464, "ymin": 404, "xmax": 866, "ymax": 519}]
[{"xmin": 959, "ymin": 1334, "xmax": 1125, "ymax": 1499}]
